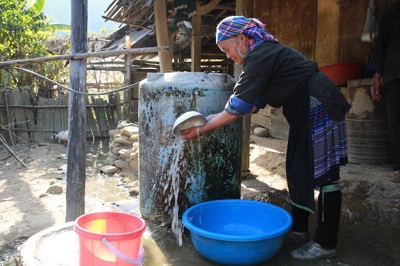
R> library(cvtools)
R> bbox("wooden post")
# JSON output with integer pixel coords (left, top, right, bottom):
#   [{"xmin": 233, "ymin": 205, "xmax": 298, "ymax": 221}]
[
  {"xmin": 154, "ymin": 0, "xmax": 173, "ymax": 72},
  {"xmin": 236, "ymin": 0, "xmax": 253, "ymax": 177},
  {"xmin": 2, "ymin": 72, "xmax": 14, "ymax": 145},
  {"xmin": 191, "ymin": 14, "xmax": 202, "ymax": 72},
  {"xmin": 123, "ymin": 54, "xmax": 132, "ymax": 119},
  {"xmin": 66, "ymin": 0, "xmax": 88, "ymax": 222}
]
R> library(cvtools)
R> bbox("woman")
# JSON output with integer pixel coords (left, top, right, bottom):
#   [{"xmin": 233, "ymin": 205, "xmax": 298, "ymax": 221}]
[
  {"xmin": 368, "ymin": 1, "xmax": 400, "ymax": 182},
  {"xmin": 180, "ymin": 16, "xmax": 350, "ymax": 260}
]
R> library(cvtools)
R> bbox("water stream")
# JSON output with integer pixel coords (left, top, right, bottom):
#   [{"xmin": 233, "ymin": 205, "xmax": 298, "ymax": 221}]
[{"xmin": 167, "ymin": 139, "xmax": 185, "ymax": 246}]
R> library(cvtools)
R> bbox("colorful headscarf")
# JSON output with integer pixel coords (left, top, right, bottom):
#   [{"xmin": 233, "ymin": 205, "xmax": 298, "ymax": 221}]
[{"xmin": 216, "ymin": 16, "xmax": 279, "ymax": 50}]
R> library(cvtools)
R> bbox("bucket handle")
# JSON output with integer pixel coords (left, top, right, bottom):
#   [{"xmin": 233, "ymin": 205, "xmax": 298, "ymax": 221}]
[{"xmin": 102, "ymin": 238, "xmax": 144, "ymax": 265}]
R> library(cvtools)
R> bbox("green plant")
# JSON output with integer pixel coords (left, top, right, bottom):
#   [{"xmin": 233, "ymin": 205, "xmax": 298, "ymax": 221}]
[{"xmin": 0, "ymin": 0, "xmax": 70, "ymax": 97}]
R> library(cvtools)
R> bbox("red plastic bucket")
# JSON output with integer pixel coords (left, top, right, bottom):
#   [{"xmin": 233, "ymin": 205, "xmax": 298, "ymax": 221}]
[{"xmin": 75, "ymin": 211, "xmax": 146, "ymax": 266}]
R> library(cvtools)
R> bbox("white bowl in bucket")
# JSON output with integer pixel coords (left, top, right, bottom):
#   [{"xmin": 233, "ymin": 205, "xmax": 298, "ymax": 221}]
[{"xmin": 182, "ymin": 199, "xmax": 292, "ymax": 266}]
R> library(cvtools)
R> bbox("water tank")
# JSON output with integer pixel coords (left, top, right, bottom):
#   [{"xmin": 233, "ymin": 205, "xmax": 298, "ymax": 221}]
[{"xmin": 138, "ymin": 72, "xmax": 242, "ymax": 222}]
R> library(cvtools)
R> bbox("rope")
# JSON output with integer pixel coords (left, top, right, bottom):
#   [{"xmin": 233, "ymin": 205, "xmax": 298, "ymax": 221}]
[{"xmin": 2, "ymin": 67, "xmax": 140, "ymax": 96}]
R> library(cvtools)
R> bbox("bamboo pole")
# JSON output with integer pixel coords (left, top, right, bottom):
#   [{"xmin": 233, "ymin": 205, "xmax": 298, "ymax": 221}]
[{"xmin": 0, "ymin": 47, "xmax": 169, "ymax": 68}]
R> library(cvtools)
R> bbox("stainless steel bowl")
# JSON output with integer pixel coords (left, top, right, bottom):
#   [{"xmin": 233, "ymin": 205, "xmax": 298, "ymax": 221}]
[{"xmin": 172, "ymin": 111, "xmax": 207, "ymax": 136}]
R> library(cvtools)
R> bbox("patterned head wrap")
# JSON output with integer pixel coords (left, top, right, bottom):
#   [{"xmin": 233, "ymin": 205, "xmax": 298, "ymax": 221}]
[{"xmin": 216, "ymin": 16, "xmax": 279, "ymax": 50}]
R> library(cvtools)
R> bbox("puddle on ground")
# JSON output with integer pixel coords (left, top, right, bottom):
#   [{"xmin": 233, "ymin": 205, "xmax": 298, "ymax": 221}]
[{"xmin": 84, "ymin": 139, "xmax": 132, "ymax": 211}]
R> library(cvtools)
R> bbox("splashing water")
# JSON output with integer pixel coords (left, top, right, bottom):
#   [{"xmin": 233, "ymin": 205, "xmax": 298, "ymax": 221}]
[
  {"xmin": 167, "ymin": 128, "xmax": 204, "ymax": 246},
  {"xmin": 166, "ymin": 138, "xmax": 185, "ymax": 246}
]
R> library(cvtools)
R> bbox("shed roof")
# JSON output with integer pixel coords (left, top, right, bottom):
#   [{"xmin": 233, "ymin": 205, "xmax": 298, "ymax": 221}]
[{"xmin": 100, "ymin": 0, "xmax": 235, "ymax": 58}]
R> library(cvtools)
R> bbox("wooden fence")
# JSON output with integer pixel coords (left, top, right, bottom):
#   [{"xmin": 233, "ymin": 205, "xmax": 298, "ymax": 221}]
[{"xmin": 0, "ymin": 88, "xmax": 121, "ymax": 144}]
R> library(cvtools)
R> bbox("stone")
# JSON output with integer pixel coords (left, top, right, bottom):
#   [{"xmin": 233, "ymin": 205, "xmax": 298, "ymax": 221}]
[
  {"xmin": 130, "ymin": 152, "xmax": 138, "ymax": 162},
  {"xmin": 129, "ymin": 134, "xmax": 138, "ymax": 142},
  {"xmin": 117, "ymin": 120, "xmax": 135, "ymax": 129},
  {"xmin": 115, "ymin": 159, "xmax": 129, "ymax": 169},
  {"xmin": 104, "ymin": 157, "xmax": 116, "ymax": 165},
  {"xmin": 250, "ymin": 123, "xmax": 260, "ymax": 132},
  {"xmin": 130, "ymin": 160, "xmax": 139, "ymax": 173},
  {"xmin": 46, "ymin": 185, "xmax": 63, "ymax": 195},
  {"xmin": 119, "ymin": 149, "xmax": 131, "ymax": 159},
  {"xmin": 253, "ymin": 126, "xmax": 269, "ymax": 138},
  {"xmin": 114, "ymin": 137, "xmax": 133, "ymax": 146},
  {"xmin": 108, "ymin": 130, "xmax": 121, "ymax": 139},
  {"xmin": 100, "ymin": 165, "xmax": 119, "ymax": 174},
  {"xmin": 121, "ymin": 126, "xmax": 139, "ymax": 137}
]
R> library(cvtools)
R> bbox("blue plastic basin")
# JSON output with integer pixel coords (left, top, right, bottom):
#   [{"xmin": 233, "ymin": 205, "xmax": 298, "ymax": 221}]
[{"xmin": 182, "ymin": 199, "xmax": 292, "ymax": 266}]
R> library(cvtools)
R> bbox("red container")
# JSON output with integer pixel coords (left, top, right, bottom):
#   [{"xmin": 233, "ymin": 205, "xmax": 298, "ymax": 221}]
[
  {"xmin": 319, "ymin": 62, "xmax": 362, "ymax": 86},
  {"xmin": 75, "ymin": 211, "xmax": 146, "ymax": 266}
]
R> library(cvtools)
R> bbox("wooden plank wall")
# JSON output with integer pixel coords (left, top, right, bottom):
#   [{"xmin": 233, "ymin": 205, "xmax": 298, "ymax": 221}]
[
  {"xmin": 252, "ymin": 0, "xmax": 317, "ymax": 60},
  {"xmin": 248, "ymin": 0, "xmax": 316, "ymax": 137},
  {"xmin": 0, "ymin": 88, "xmax": 121, "ymax": 144}
]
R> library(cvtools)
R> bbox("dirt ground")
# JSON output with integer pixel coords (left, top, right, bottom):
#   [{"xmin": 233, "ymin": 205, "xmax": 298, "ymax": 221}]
[{"xmin": 1, "ymin": 135, "xmax": 400, "ymax": 265}]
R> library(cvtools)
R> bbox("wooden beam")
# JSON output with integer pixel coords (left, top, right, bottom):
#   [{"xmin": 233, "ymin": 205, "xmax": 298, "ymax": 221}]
[
  {"xmin": 154, "ymin": 0, "xmax": 173, "ymax": 72},
  {"xmin": 191, "ymin": 14, "xmax": 202, "ymax": 72},
  {"xmin": 66, "ymin": 0, "xmax": 88, "ymax": 222},
  {"xmin": 0, "ymin": 47, "xmax": 169, "ymax": 67},
  {"xmin": 196, "ymin": 0, "xmax": 221, "ymax": 15}
]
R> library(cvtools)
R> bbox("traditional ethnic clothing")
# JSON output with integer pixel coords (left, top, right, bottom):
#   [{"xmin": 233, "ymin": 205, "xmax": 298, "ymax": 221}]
[
  {"xmin": 216, "ymin": 16, "xmax": 279, "ymax": 49},
  {"xmin": 216, "ymin": 16, "xmax": 351, "ymax": 249}
]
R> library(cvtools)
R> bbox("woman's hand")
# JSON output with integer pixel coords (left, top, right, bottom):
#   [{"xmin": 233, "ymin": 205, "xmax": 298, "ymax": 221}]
[
  {"xmin": 179, "ymin": 110, "xmax": 239, "ymax": 140},
  {"xmin": 180, "ymin": 126, "xmax": 203, "ymax": 140},
  {"xmin": 371, "ymin": 74, "xmax": 382, "ymax": 101}
]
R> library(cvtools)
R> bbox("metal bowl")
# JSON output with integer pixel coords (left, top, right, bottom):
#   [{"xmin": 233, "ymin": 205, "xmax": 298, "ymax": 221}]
[{"xmin": 172, "ymin": 111, "xmax": 207, "ymax": 136}]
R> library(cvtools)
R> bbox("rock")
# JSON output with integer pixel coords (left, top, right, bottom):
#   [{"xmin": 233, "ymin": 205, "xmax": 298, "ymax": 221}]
[
  {"xmin": 253, "ymin": 127, "xmax": 269, "ymax": 138},
  {"xmin": 121, "ymin": 126, "xmax": 139, "ymax": 137},
  {"xmin": 115, "ymin": 159, "xmax": 129, "ymax": 169},
  {"xmin": 130, "ymin": 152, "xmax": 138, "ymax": 162},
  {"xmin": 119, "ymin": 149, "xmax": 132, "ymax": 160},
  {"xmin": 46, "ymin": 185, "xmax": 63, "ymax": 195},
  {"xmin": 114, "ymin": 137, "xmax": 133, "ymax": 146},
  {"xmin": 104, "ymin": 158, "xmax": 115, "ymax": 165},
  {"xmin": 130, "ymin": 160, "xmax": 139, "ymax": 173},
  {"xmin": 100, "ymin": 165, "xmax": 119, "ymax": 174},
  {"xmin": 129, "ymin": 134, "xmax": 138, "ymax": 142},
  {"xmin": 112, "ymin": 146, "xmax": 127, "ymax": 155},
  {"xmin": 108, "ymin": 130, "xmax": 121, "ymax": 139},
  {"xmin": 250, "ymin": 123, "xmax": 260, "ymax": 132},
  {"xmin": 117, "ymin": 120, "xmax": 135, "ymax": 129},
  {"xmin": 132, "ymin": 142, "xmax": 139, "ymax": 151}
]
